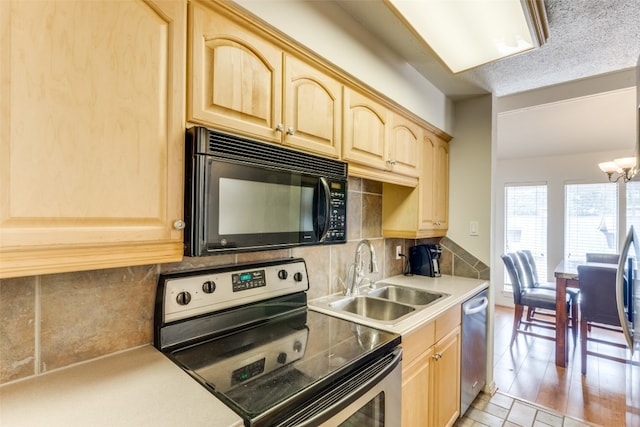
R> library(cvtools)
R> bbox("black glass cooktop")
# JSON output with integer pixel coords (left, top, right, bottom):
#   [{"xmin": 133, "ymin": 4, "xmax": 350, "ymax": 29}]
[{"xmin": 169, "ymin": 309, "xmax": 400, "ymax": 423}]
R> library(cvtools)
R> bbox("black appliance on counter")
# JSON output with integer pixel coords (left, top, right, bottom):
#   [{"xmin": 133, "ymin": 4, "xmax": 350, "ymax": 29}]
[
  {"xmin": 184, "ymin": 126, "xmax": 348, "ymax": 256},
  {"xmin": 154, "ymin": 258, "xmax": 402, "ymax": 426},
  {"xmin": 409, "ymin": 244, "xmax": 442, "ymax": 277}
]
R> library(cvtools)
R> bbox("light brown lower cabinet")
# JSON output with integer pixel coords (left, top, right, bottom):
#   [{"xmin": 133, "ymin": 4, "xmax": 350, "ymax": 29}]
[
  {"xmin": 431, "ymin": 327, "xmax": 461, "ymax": 427},
  {"xmin": 402, "ymin": 305, "xmax": 461, "ymax": 427}
]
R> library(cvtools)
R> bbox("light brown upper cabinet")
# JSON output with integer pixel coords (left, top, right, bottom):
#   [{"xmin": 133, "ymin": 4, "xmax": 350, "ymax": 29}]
[
  {"xmin": 189, "ymin": 1, "xmax": 342, "ymax": 157},
  {"xmin": 382, "ymin": 132, "xmax": 450, "ymax": 238},
  {"xmin": 388, "ymin": 112, "xmax": 422, "ymax": 178},
  {"xmin": 343, "ymin": 87, "xmax": 420, "ymax": 186},
  {"xmin": 283, "ymin": 55, "xmax": 342, "ymax": 158},
  {"xmin": 424, "ymin": 136, "xmax": 450, "ymax": 233},
  {"xmin": 343, "ymin": 87, "xmax": 389, "ymax": 169},
  {"xmin": 0, "ymin": 0, "xmax": 187, "ymax": 279},
  {"xmin": 189, "ymin": 0, "xmax": 282, "ymax": 143}
]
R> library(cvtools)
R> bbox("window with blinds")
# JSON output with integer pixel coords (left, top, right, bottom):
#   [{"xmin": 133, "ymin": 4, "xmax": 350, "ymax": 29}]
[
  {"xmin": 504, "ymin": 184, "xmax": 548, "ymax": 286},
  {"xmin": 565, "ymin": 183, "xmax": 618, "ymax": 261}
]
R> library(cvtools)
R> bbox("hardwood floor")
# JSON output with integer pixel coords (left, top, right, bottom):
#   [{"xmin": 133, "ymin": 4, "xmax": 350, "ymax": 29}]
[{"xmin": 493, "ymin": 305, "xmax": 640, "ymax": 426}]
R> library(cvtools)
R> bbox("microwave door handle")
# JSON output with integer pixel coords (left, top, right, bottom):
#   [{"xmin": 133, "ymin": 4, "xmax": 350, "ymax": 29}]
[{"xmin": 319, "ymin": 177, "xmax": 331, "ymax": 242}]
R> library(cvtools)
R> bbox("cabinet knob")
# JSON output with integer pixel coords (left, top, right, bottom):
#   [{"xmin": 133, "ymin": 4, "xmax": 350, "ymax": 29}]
[
  {"xmin": 286, "ymin": 127, "xmax": 295, "ymax": 135},
  {"xmin": 275, "ymin": 123, "xmax": 284, "ymax": 132},
  {"xmin": 173, "ymin": 219, "xmax": 186, "ymax": 230},
  {"xmin": 433, "ymin": 352, "xmax": 442, "ymax": 361},
  {"xmin": 386, "ymin": 159, "xmax": 397, "ymax": 165}
]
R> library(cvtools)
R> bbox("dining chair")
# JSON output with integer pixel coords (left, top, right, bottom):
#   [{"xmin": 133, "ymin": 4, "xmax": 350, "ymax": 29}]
[
  {"xmin": 501, "ymin": 253, "xmax": 572, "ymax": 345},
  {"xmin": 576, "ymin": 264, "xmax": 627, "ymax": 374},
  {"xmin": 585, "ymin": 253, "xmax": 620, "ymax": 264},
  {"xmin": 516, "ymin": 250, "xmax": 579, "ymax": 333}
]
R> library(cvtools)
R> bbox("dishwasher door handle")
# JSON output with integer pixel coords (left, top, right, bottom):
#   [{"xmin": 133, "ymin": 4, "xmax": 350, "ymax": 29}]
[{"xmin": 463, "ymin": 296, "xmax": 488, "ymax": 315}]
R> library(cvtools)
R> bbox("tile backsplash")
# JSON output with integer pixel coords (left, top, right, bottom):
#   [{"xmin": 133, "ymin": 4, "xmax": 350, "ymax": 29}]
[{"xmin": 0, "ymin": 177, "xmax": 488, "ymax": 384}]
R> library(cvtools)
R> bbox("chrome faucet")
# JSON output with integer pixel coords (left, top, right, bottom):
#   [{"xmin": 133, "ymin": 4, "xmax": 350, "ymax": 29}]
[{"xmin": 345, "ymin": 239, "xmax": 379, "ymax": 296}]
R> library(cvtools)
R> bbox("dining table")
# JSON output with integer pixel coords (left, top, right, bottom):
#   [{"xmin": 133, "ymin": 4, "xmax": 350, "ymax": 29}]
[{"xmin": 553, "ymin": 259, "xmax": 618, "ymax": 367}]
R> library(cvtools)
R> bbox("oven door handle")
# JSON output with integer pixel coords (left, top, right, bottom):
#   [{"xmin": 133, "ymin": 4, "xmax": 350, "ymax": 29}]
[{"xmin": 278, "ymin": 347, "xmax": 402, "ymax": 426}]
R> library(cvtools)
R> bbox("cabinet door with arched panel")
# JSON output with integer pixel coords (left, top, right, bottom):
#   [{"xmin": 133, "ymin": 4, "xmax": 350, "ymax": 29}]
[
  {"xmin": 388, "ymin": 113, "xmax": 422, "ymax": 177},
  {"xmin": 283, "ymin": 55, "xmax": 342, "ymax": 158},
  {"xmin": 189, "ymin": 0, "xmax": 283, "ymax": 143},
  {"xmin": 343, "ymin": 87, "xmax": 390, "ymax": 169}
]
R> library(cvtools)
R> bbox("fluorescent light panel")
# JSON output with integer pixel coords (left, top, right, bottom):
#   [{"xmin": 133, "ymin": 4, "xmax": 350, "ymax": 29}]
[{"xmin": 386, "ymin": 0, "xmax": 547, "ymax": 73}]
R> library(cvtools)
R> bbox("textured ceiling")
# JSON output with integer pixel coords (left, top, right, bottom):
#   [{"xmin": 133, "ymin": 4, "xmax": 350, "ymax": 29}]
[
  {"xmin": 334, "ymin": 0, "xmax": 640, "ymax": 159},
  {"xmin": 334, "ymin": 0, "xmax": 640, "ymax": 98}
]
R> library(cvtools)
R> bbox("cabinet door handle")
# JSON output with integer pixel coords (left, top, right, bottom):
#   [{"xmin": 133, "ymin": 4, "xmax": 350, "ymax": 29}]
[
  {"xmin": 173, "ymin": 219, "xmax": 186, "ymax": 230},
  {"xmin": 433, "ymin": 352, "xmax": 442, "ymax": 361},
  {"xmin": 275, "ymin": 123, "xmax": 284, "ymax": 132},
  {"xmin": 286, "ymin": 127, "xmax": 295, "ymax": 135},
  {"xmin": 386, "ymin": 159, "xmax": 396, "ymax": 165}
]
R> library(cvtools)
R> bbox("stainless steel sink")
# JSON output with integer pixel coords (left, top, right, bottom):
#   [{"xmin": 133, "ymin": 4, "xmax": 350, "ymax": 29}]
[
  {"xmin": 367, "ymin": 285, "xmax": 446, "ymax": 306},
  {"xmin": 329, "ymin": 296, "xmax": 415, "ymax": 321},
  {"xmin": 309, "ymin": 283, "xmax": 451, "ymax": 325}
]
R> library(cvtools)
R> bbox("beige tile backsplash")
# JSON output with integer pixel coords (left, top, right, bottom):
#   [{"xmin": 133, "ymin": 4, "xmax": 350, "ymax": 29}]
[{"xmin": 0, "ymin": 177, "xmax": 486, "ymax": 384}]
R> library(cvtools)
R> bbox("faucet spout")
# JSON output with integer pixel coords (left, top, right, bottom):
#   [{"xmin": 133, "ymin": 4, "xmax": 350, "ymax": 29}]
[{"xmin": 345, "ymin": 239, "xmax": 378, "ymax": 296}]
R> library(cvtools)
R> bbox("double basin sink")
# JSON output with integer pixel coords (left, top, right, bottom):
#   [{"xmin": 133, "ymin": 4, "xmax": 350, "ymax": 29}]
[{"xmin": 311, "ymin": 284, "xmax": 450, "ymax": 325}]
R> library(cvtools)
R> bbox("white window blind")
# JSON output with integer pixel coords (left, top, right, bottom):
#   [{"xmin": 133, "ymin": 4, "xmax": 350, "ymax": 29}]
[
  {"xmin": 627, "ymin": 181, "xmax": 640, "ymax": 233},
  {"xmin": 504, "ymin": 184, "xmax": 548, "ymax": 285},
  {"xmin": 565, "ymin": 183, "xmax": 618, "ymax": 261}
]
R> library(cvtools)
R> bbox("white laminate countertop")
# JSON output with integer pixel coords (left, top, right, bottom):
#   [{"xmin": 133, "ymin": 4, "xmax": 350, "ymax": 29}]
[
  {"xmin": 308, "ymin": 274, "xmax": 489, "ymax": 335},
  {"xmin": 0, "ymin": 345, "xmax": 243, "ymax": 427},
  {"xmin": 0, "ymin": 275, "xmax": 487, "ymax": 427}
]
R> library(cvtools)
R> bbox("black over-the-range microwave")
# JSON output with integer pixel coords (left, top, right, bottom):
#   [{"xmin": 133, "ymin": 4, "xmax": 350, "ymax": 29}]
[{"xmin": 184, "ymin": 126, "xmax": 348, "ymax": 256}]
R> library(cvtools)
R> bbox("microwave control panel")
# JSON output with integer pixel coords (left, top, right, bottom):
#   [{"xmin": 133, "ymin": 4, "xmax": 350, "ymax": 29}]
[{"xmin": 327, "ymin": 180, "xmax": 347, "ymax": 241}]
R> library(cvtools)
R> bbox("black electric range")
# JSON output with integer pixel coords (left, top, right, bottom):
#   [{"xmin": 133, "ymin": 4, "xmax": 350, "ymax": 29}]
[{"xmin": 153, "ymin": 258, "xmax": 401, "ymax": 427}]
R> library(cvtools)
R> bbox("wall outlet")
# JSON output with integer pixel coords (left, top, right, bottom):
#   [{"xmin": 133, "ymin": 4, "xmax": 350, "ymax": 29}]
[{"xmin": 395, "ymin": 245, "xmax": 402, "ymax": 260}]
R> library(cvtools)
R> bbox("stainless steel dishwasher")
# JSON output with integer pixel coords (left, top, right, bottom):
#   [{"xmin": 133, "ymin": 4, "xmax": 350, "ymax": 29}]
[{"xmin": 460, "ymin": 289, "xmax": 489, "ymax": 415}]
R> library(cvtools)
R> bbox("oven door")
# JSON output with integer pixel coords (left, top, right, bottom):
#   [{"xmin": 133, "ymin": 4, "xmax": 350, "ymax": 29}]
[{"xmin": 279, "ymin": 347, "xmax": 402, "ymax": 427}]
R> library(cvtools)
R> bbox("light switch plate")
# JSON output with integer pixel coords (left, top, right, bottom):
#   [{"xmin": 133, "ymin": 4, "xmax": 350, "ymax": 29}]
[{"xmin": 469, "ymin": 221, "xmax": 479, "ymax": 236}]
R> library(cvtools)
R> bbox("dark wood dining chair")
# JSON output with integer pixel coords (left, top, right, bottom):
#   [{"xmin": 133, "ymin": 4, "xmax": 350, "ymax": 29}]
[
  {"xmin": 576, "ymin": 264, "xmax": 627, "ymax": 375},
  {"xmin": 502, "ymin": 253, "xmax": 572, "ymax": 345},
  {"xmin": 517, "ymin": 250, "xmax": 579, "ymax": 333}
]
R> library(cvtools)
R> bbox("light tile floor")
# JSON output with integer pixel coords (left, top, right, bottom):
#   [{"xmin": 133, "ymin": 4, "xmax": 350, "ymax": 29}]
[{"xmin": 454, "ymin": 391, "xmax": 598, "ymax": 427}]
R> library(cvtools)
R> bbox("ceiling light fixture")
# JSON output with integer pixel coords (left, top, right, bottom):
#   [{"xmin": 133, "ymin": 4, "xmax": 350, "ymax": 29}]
[
  {"xmin": 384, "ymin": 0, "xmax": 549, "ymax": 74},
  {"xmin": 598, "ymin": 157, "xmax": 637, "ymax": 183}
]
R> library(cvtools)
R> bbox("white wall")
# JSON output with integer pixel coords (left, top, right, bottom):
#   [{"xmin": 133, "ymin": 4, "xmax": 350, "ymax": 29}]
[
  {"xmin": 232, "ymin": 0, "xmax": 454, "ymax": 134},
  {"xmin": 449, "ymin": 95, "xmax": 492, "ymax": 265}
]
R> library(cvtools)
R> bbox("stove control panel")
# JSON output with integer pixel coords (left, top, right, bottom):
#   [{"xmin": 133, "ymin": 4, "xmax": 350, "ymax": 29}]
[
  {"xmin": 232, "ymin": 269, "xmax": 266, "ymax": 292},
  {"xmin": 162, "ymin": 259, "xmax": 309, "ymax": 323}
]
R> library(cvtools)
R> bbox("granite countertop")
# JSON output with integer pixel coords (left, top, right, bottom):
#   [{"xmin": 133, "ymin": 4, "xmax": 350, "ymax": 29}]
[
  {"xmin": 0, "ymin": 346, "xmax": 243, "ymax": 427},
  {"xmin": 308, "ymin": 273, "xmax": 489, "ymax": 335}
]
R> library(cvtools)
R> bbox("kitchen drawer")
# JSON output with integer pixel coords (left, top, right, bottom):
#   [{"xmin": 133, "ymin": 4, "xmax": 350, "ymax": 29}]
[
  {"xmin": 402, "ymin": 321, "xmax": 435, "ymax": 365},
  {"xmin": 436, "ymin": 304, "xmax": 461, "ymax": 342}
]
